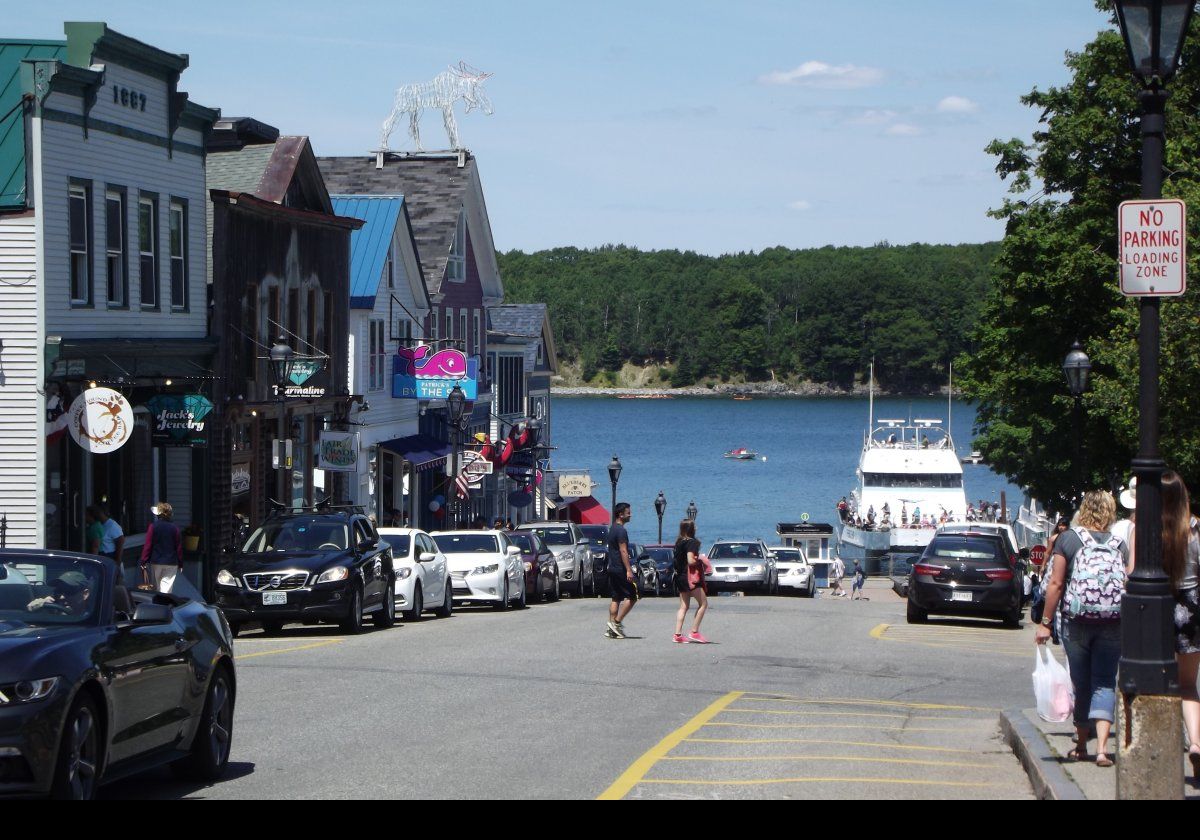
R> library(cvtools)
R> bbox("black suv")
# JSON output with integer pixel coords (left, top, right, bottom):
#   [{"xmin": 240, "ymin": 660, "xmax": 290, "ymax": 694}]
[
  {"xmin": 906, "ymin": 532, "xmax": 1024, "ymax": 627},
  {"xmin": 214, "ymin": 508, "xmax": 394, "ymax": 635}
]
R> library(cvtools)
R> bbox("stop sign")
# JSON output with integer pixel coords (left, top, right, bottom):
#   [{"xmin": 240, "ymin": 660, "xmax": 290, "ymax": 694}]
[{"xmin": 1029, "ymin": 544, "xmax": 1046, "ymax": 566}]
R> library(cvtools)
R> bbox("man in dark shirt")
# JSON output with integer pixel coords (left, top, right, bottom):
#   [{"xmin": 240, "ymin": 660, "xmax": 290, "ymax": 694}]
[{"xmin": 605, "ymin": 502, "xmax": 636, "ymax": 639}]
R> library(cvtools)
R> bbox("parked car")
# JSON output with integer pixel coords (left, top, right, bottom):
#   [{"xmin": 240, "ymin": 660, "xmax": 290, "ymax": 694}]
[
  {"xmin": 768, "ymin": 546, "xmax": 816, "ymax": 597},
  {"xmin": 506, "ymin": 531, "xmax": 561, "ymax": 603},
  {"xmin": 516, "ymin": 522, "xmax": 591, "ymax": 597},
  {"xmin": 642, "ymin": 545, "xmax": 678, "ymax": 596},
  {"xmin": 378, "ymin": 528, "xmax": 452, "ymax": 620},
  {"xmin": 579, "ymin": 525, "xmax": 610, "ymax": 593},
  {"xmin": 0, "ymin": 550, "xmax": 235, "ymax": 799},
  {"xmin": 936, "ymin": 521, "xmax": 1033, "ymax": 603},
  {"xmin": 434, "ymin": 530, "xmax": 526, "ymax": 610},
  {"xmin": 706, "ymin": 539, "xmax": 777, "ymax": 594},
  {"xmin": 906, "ymin": 531, "xmax": 1024, "ymax": 627},
  {"xmin": 214, "ymin": 508, "xmax": 394, "ymax": 635}
]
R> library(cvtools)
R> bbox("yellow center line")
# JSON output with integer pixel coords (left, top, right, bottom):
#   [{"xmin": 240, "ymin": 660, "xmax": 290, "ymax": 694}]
[
  {"xmin": 237, "ymin": 639, "xmax": 345, "ymax": 660},
  {"xmin": 685, "ymin": 738, "xmax": 976, "ymax": 754},
  {"xmin": 704, "ymin": 722, "xmax": 977, "ymax": 733},
  {"xmin": 638, "ymin": 777, "xmax": 998, "ymax": 788},
  {"xmin": 723, "ymin": 709, "xmax": 991, "ymax": 722},
  {"xmin": 738, "ymin": 695, "xmax": 1000, "ymax": 713},
  {"xmin": 597, "ymin": 690, "xmax": 743, "ymax": 800},
  {"xmin": 661, "ymin": 755, "xmax": 994, "ymax": 769}
]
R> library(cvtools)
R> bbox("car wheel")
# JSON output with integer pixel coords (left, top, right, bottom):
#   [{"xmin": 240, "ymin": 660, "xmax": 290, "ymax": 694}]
[
  {"xmin": 906, "ymin": 600, "xmax": 928, "ymax": 624},
  {"xmin": 50, "ymin": 694, "xmax": 100, "ymax": 800},
  {"xmin": 404, "ymin": 583, "xmax": 424, "ymax": 622},
  {"xmin": 492, "ymin": 578, "xmax": 510, "ymax": 611},
  {"xmin": 514, "ymin": 576, "xmax": 527, "ymax": 610},
  {"xmin": 172, "ymin": 665, "xmax": 234, "ymax": 782},
  {"xmin": 374, "ymin": 577, "xmax": 397, "ymax": 629},
  {"xmin": 1002, "ymin": 601, "xmax": 1023, "ymax": 629},
  {"xmin": 340, "ymin": 585, "xmax": 364, "ymax": 634},
  {"xmin": 547, "ymin": 573, "xmax": 560, "ymax": 602},
  {"xmin": 259, "ymin": 621, "xmax": 282, "ymax": 636},
  {"xmin": 434, "ymin": 581, "xmax": 453, "ymax": 617}
]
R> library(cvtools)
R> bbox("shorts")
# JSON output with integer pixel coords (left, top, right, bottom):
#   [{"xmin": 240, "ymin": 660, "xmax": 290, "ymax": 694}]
[
  {"xmin": 852, "ymin": 576, "xmax": 864, "ymax": 591},
  {"xmin": 608, "ymin": 570, "xmax": 637, "ymax": 603}
]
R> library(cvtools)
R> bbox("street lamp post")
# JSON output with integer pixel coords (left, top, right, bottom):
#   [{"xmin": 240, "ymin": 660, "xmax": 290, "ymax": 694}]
[
  {"xmin": 1063, "ymin": 341, "xmax": 1092, "ymax": 501},
  {"xmin": 654, "ymin": 491, "xmax": 667, "ymax": 544},
  {"xmin": 686, "ymin": 500, "xmax": 698, "ymax": 523},
  {"xmin": 608, "ymin": 455, "xmax": 622, "ymax": 527},
  {"xmin": 447, "ymin": 385, "xmax": 467, "ymax": 529},
  {"xmin": 268, "ymin": 338, "xmax": 295, "ymax": 509},
  {"xmin": 1113, "ymin": 0, "xmax": 1192, "ymax": 800}
]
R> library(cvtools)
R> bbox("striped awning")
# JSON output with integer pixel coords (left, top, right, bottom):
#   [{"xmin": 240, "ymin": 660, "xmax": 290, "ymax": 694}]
[{"xmin": 379, "ymin": 434, "xmax": 452, "ymax": 472}]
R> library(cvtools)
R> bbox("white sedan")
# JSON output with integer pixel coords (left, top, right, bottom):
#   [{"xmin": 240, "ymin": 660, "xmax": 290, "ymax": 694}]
[
  {"xmin": 432, "ymin": 530, "xmax": 527, "ymax": 610},
  {"xmin": 378, "ymin": 527, "xmax": 453, "ymax": 620},
  {"xmin": 768, "ymin": 546, "xmax": 816, "ymax": 597}
]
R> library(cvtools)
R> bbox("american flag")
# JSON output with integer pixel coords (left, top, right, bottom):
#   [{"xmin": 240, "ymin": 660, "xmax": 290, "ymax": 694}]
[{"xmin": 455, "ymin": 472, "xmax": 470, "ymax": 500}]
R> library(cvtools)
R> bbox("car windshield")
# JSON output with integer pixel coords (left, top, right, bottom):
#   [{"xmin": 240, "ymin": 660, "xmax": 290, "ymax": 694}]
[
  {"xmin": 646, "ymin": 548, "xmax": 673, "ymax": 564},
  {"xmin": 580, "ymin": 526, "xmax": 608, "ymax": 545},
  {"xmin": 710, "ymin": 542, "xmax": 763, "ymax": 559},
  {"xmin": 434, "ymin": 534, "xmax": 498, "ymax": 553},
  {"xmin": 381, "ymin": 535, "xmax": 411, "ymax": 556},
  {"xmin": 243, "ymin": 517, "xmax": 350, "ymax": 553},
  {"xmin": 527, "ymin": 527, "xmax": 572, "ymax": 546},
  {"xmin": 771, "ymin": 550, "xmax": 803, "ymax": 562},
  {"xmin": 508, "ymin": 534, "xmax": 536, "ymax": 553},
  {"xmin": 928, "ymin": 536, "xmax": 1004, "ymax": 562},
  {"xmin": 0, "ymin": 558, "xmax": 103, "ymax": 627}
]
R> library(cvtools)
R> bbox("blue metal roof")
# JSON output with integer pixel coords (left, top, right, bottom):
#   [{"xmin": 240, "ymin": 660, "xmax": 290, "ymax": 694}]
[
  {"xmin": 331, "ymin": 194, "xmax": 404, "ymax": 309},
  {"xmin": 0, "ymin": 40, "xmax": 66, "ymax": 208}
]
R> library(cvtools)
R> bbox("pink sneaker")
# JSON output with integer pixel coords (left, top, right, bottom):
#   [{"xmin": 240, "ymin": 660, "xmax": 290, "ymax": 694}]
[
  {"xmin": 687, "ymin": 631, "xmax": 709, "ymax": 644},
  {"xmin": 673, "ymin": 633, "xmax": 687, "ymax": 644}
]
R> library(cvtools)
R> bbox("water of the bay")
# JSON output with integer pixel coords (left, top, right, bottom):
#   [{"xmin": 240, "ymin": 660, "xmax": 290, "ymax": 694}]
[{"xmin": 550, "ymin": 396, "xmax": 1023, "ymax": 547}]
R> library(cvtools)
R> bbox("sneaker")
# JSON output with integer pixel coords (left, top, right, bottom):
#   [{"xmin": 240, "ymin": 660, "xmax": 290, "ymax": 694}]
[
  {"xmin": 604, "ymin": 627, "xmax": 618, "ymax": 639},
  {"xmin": 673, "ymin": 633, "xmax": 687, "ymax": 644},
  {"xmin": 687, "ymin": 631, "xmax": 709, "ymax": 644},
  {"xmin": 611, "ymin": 622, "xmax": 627, "ymax": 640}
]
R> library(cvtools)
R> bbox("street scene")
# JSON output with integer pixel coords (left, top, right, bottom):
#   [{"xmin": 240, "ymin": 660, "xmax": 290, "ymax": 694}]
[{"xmin": 3, "ymin": 1, "xmax": 1200, "ymax": 800}]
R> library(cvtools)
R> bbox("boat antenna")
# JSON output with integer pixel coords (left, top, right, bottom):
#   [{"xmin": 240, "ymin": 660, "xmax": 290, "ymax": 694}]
[{"xmin": 868, "ymin": 358, "xmax": 875, "ymax": 434}]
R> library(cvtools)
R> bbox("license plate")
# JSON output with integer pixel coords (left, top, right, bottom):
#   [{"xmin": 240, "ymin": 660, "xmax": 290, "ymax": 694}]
[
  {"xmin": 951, "ymin": 591, "xmax": 973, "ymax": 603},
  {"xmin": 725, "ymin": 575, "xmax": 740, "ymax": 583},
  {"xmin": 262, "ymin": 592, "xmax": 287, "ymax": 606}
]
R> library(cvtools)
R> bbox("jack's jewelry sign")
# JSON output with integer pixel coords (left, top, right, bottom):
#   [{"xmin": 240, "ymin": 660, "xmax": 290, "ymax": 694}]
[{"xmin": 145, "ymin": 394, "xmax": 213, "ymax": 447}]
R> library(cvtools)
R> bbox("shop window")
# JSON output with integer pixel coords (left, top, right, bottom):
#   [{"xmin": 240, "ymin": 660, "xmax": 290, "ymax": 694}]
[
  {"xmin": 138, "ymin": 194, "xmax": 158, "ymax": 309},
  {"xmin": 169, "ymin": 200, "xmax": 188, "ymax": 310},
  {"xmin": 105, "ymin": 188, "xmax": 126, "ymax": 307},
  {"xmin": 69, "ymin": 182, "xmax": 92, "ymax": 306}
]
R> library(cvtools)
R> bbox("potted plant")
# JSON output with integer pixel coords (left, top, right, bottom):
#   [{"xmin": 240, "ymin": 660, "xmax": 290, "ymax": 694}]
[{"xmin": 182, "ymin": 524, "xmax": 202, "ymax": 553}]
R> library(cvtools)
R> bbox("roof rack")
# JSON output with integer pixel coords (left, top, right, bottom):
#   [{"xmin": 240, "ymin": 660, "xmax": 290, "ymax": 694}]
[{"xmin": 265, "ymin": 497, "xmax": 366, "ymax": 517}]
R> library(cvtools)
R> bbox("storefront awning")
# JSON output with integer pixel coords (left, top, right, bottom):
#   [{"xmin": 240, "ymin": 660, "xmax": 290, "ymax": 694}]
[
  {"xmin": 379, "ymin": 434, "xmax": 452, "ymax": 472},
  {"xmin": 569, "ymin": 496, "xmax": 609, "ymax": 525}
]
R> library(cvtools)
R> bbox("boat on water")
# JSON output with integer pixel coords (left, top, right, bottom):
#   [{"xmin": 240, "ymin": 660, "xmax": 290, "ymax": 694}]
[
  {"xmin": 961, "ymin": 450, "xmax": 985, "ymax": 465},
  {"xmin": 724, "ymin": 447, "xmax": 759, "ymax": 460},
  {"xmin": 733, "ymin": 395, "xmax": 753, "ymax": 401}
]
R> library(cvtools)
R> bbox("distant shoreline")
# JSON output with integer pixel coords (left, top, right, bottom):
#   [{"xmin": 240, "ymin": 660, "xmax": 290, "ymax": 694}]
[{"xmin": 552, "ymin": 383, "xmax": 961, "ymax": 399}]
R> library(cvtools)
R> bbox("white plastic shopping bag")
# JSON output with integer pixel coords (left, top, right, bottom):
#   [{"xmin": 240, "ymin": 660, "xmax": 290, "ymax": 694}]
[{"xmin": 1032, "ymin": 646, "xmax": 1073, "ymax": 723}]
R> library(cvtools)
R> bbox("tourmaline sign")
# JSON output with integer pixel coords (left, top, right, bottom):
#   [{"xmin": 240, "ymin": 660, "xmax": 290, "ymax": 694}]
[{"xmin": 1119, "ymin": 199, "xmax": 1187, "ymax": 297}]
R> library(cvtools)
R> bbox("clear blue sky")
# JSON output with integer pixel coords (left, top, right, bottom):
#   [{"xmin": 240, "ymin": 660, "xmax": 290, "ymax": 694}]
[{"xmin": 22, "ymin": 1, "xmax": 1112, "ymax": 254}]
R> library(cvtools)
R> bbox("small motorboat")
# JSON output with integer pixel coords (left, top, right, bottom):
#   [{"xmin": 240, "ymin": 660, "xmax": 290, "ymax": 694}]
[
  {"xmin": 733, "ymin": 395, "xmax": 753, "ymax": 401},
  {"xmin": 724, "ymin": 447, "xmax": 759, "ymax": 460}
]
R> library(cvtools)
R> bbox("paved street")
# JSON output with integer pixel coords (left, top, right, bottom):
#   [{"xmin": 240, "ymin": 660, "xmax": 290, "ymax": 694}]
[{"xmin": 103, "ymin": 581, "xmax": 1037, "ymax": 799}]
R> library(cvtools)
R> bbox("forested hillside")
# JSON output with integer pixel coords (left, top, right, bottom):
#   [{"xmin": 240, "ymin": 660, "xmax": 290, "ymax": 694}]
[{"xmin": 498, "ymin": 242, "xmax": 1000, "ymax": 391}]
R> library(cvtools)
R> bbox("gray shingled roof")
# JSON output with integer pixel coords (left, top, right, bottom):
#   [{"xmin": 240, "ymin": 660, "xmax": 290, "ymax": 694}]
[
  {"xmin": 317, "ymin": 154, "xmax": 473, "ymax": 295},
  {"xmin": 488, "ymin": 304, "xmax": 547, "ymax": 338},
  {"xmin": 206, "ymin": 143, "xmax": 277, "ymax": 196}
]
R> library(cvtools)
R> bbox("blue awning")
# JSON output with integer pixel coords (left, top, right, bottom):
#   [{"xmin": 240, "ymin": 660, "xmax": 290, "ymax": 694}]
[{"xmin": 379, "ymin": 434, "xmax": 452, "ymax": 472}]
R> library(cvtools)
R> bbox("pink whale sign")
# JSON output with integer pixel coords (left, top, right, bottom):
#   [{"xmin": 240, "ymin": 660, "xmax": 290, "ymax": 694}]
[
  {"xmin": 397, "ymin": 346, "xmax": 468, "ymax": 379},
  {"xmin": 393, "ymin": 345, "xmax": 478, "ymax": 400}
]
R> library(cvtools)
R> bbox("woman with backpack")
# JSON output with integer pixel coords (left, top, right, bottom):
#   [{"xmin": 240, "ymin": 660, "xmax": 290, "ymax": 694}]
[
  {"xmin": 1035, "ymin": 491, "xmax": 1131, "ymax": 767},
  {"xmin": 673, "ymin": 519, "xmax": 710, "ymax": 644},
  {"xmin": 1161, "ymin": 472, "xmax": 1200, "ymax": 782}
]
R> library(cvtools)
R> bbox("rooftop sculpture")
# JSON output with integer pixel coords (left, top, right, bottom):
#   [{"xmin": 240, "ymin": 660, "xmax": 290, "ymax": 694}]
[{"xmin": 380, "ymin": 61, "xmax": 494, "ymax": 152}]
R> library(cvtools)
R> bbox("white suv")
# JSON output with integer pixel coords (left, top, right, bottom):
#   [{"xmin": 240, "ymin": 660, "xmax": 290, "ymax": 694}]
[{"xmin": 378, "ymin": 528, "xmax": 452, "ymax": 620}]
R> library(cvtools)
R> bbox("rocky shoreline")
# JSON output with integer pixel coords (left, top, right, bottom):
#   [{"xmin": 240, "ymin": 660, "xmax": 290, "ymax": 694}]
[{"xmin": 552, "ymin": 382, "xmax": 956, "ymax": 398}]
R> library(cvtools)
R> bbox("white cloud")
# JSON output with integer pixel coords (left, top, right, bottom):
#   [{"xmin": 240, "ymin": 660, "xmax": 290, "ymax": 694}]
[
  {"xmin": 849, "ymin": 108, "xmax": 898, "ymax": 126},
  {"xmin": 885, "ymin": 123, "xmax": 921, "ymax": 137},
  {"xmin": 788, "ymin": 200, "xmax": 813, "ymax": 212},
  {"xmin": 759, "ymin": 61, "xmax": 884, "ymax": 89},
  {"xmin": 936, "ymin": 95, "xmax": 979, "ymax": 114}
]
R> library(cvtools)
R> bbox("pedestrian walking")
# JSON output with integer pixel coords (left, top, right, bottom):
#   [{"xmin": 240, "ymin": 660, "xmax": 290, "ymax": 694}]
[
  {"xmin": 140, "ymin": 502, "xmax": 182, "ymax": 590},
  {"xmin": 604, "ymin": 502, "xmax": 637, "ymax": 639},
  {"xmin": 1036, "ymin": 491, "xmax": 1130, "ymax": 768},
  {"xmin": 851, "ymin": 559, "xmax": 868, "ymax": 600},
  {"xmin": 96, "ymin": 505, "xmax": 126, "ymax": 572},
  {"xmin": 829, "ymin": 555, "xmax": 848, "ymax": 597},
  {"xmin": 672, "ymin": 518, "xmax": 710, "ymax": 644},
  {"xmin": 1160, "ymin": 471, "xmax": 1200, "ymax": 784},
  {"xmin": 85, "ymin": 506, "xmax": 104, "ymax": 555}
]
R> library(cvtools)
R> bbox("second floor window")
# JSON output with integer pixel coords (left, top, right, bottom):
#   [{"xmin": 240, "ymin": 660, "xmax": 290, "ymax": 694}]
[
  {"xmin": 445, "ymin": 309, "xmax": 453, "ymax": 344},
  {"xmin": 460, "ymin": 312, "xmax": 468, "ymax": 354},
  {"xmin": 447, "ymin": 209, "xmax": 465, "ymax": 282},
  {"xmin": 429, "ymin": 309, "xmax": 438, "ymax": 342},
  {"xmin": 138, "ymin": 196, "xmax": 158, "ymax": 308},
  {"xmin": 369, "ymin": 320, "xmax": 386, "ymax": 392},
  {"xmin": 105, "ymin": 189, "xmax": 125, "ymax": 307},
  {"xmin": 169, "ymin": 201, "xmax": 187, "ymax": 310},
  {"xmin": 69, "ymin": 184, "xmax": 91, "ymax": 305}
]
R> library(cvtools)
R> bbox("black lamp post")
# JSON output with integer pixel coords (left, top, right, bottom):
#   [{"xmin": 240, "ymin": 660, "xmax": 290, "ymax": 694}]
[
  {"xmin": 528, "ymin": 419, "xmax": 543, "ymax": 520},
  {"xmin": 447, "ymin": 385, "xmax": 467, "ymax": 528},
  {"xmin": 1113, "ymin": 0, "xmax": 1192, "ymax": 798},
  {"xmin": 686, "ymin": 500, "xmax": 698, "ymax": 522},
  {"xmin": 607, "ymin": 454, "xmax": 622, "ymax": 526},
  {"xmin": 654, "ymin": 491, "xmax": 667, "ymax": 544},
  {"xmin": 1063, "ymin": 341, "xmax": 1092, "ymax": 501},
  {"xmin": 268, "ymin": 338, "xmax": 295, "ymax": 508}
]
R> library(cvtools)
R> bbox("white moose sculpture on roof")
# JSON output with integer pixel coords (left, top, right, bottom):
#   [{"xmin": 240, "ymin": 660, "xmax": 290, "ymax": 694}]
[{"xmin": 380, "ymin": 62, "xmax": 494, "ymax": 152}]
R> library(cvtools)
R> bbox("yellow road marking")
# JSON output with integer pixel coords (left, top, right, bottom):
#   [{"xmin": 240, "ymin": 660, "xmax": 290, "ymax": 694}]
[
  {"xmin": 237, "ymin": 639, "xmax": 345, "ymax": 660},
  {"xmin": 738, "ymin": 694, "xmax": 1000, "ymax": 713},
  {"xmin": 639, "ymin": 777, "xmax": 997, "ymax": 788},
  {"xmin": 723, "ymin": 709, "xmax": 990, "ymax": 722},
  {"xmin": 685, "ymin": 737, "xmax": 976, "ymax": 754},
  {"xmin": 597, "ymin": 691, "xmax": 743, "ymax": 800},
  {"xmin": 661, "ymin": 755, "xmax": 993, "ymax": 769},
  {"xmin": 704, "ymin": 722, "xmax": 976, "ymax": 733},
  {"xmin": 870, "ymin": 623, "xmax": 889, "ymax": 639}
]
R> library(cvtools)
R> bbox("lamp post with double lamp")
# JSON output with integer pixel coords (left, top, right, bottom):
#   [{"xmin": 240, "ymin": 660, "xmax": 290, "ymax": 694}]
[
  {"xmin": 1062, "ymin": 341, "xmax": 1092, "ymax": 502},
  {"xmin": 447, "ymin": 385, "xmax": 467, "ymax": 528},
  {"xmin": 1113, "ymin": 0, "xmax": 1192, "ymax": 799},
  {"xmin": 686, "ymin": 500, "xmax": 698, "ymax": 523},
  {"xmin": 654, "ymin": 491, "xmax": 667, "ymax": 544},
  {"xmin": 268, "ymin": 338, "xmax": 295, "ymax": 508},
  {"xmin": 608, "ymin": 455, "xmax": 622, "ymax": 527}
]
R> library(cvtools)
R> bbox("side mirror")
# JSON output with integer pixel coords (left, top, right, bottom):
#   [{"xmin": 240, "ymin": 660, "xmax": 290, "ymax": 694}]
[
  {"xmin": 358, "ymin": 539, "xmax": 375, "ymax": 553},
  {"xmin": 419, "ymin": 552, "xmax": 436, "ymax": 562},
  {"xmin": 507, "ymin": 546, "xmax": 521, "ymax": 556},
  {"xmin": 132, "ymin": 603, "xmax": 172, "ymax": 624}
]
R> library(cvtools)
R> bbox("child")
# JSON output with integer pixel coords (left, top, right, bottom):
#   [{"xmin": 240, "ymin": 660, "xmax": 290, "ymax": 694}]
[{"xmin": 851, "ymin": 559, "xmax": 868, "ymax": 601}]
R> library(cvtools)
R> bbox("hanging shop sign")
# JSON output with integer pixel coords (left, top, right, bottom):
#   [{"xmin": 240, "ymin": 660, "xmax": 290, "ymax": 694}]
[
  {"xmin": 145, "ymin": 394, "xmax": 213, "ymax": 447},
  {"xmin": 231, "ymin": 464, "xmax": 252, "ymax": 497},
  {"xmin": 68, "ymin": 387, "xmax": 135, "ymax": 454},
  {"xmin": 273, "ymin": 358, "xmax": 330, "ymax": 399},
  {"xmin": 460, "ymin": 451, "xmax": 492, "ymax": 487},
  {"xmin": 318, "ymin": 431, "xmax": 360, "ymax": 472},
  {"xmin": 557, "ymin": 474, "xmax": 592, "ymax": 498},
  {"xmin": 392, "ymin": 345, "xmax": 478, "ymax": 400}
]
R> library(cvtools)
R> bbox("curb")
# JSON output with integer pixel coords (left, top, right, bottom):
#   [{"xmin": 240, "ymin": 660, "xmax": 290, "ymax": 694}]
[{"xmin": 1000, "ymin": 708, "xmax": 1087, "ymax": 800}]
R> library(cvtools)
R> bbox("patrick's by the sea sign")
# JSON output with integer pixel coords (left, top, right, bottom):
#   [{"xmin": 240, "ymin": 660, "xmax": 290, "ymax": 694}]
[{"xmin": 392, "ymin": 345, "xmax": 478, "ymax": 400}]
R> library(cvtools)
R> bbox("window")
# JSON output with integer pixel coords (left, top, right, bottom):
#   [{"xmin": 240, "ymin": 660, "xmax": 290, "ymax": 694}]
[
  {"xmin": 445, "ymin": 309, "xmax": 453, "ymax": 344},
  {"xmin": 69, "ymin": 183, "xmax": 91, "ymax": 305},
  {"xmin": 323, "ymin": 292, "xmax": 333, "ymax": 356},
  {"xmin": 460, "ymin": 312, "xmax": 468, "ymax": 354},
  {"xmin": 447, "ymin": 209, "xmax": 465, "ymax": 282},
  {"xmin": 475, "ymin": 311, "xmax": 483, "ymax": 357},
  {"xmin": 369, "ymin": 320, "xmax": 386, "ymax": 392},
  {"xmin": 499, "ymin": 355, "xmax": 524, "ymax": 415},
  {"xmin": 288, "ymin": 289, "xmax": 300, "ymax": 350},
  {"xmin": 243, "ymin": 290, "xmax": 257, "ymax": 380},
  {"xmin": 386, "ymin": 251, "xmax": 394, "ymax": 289},
  {"xmin": 307, "ymin": 289, "xmax": 318, "ymax": 351},
  {"xmin": 169, "ymin": 200, "xmax": 187, "ymax": 309},
  {"xmin": 267, "ymin": 285, "xmax": 281, "ymax": 344},
  {"xmin": 429, "ymin": 309, "xmax": 438, "ymax": 342},
  {"xmin": 138, "ymin": 195, "xmax": 158, "ymax": 308},
  {"xmin": 104, "ymin": 189, "xmax": 125, "ymax": 307},
  {"xmin": 537, "ymin": 340, "xmax": 544, "ymax": 366}
]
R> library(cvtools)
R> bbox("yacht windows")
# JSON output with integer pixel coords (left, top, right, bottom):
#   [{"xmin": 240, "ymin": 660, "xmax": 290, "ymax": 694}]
[{"xmin": 862, "ymin": 473, "xmax": 963, "ymax": 489}]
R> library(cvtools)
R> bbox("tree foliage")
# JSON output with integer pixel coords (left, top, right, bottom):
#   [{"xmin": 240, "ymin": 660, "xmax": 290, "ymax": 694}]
[
  {"xmin": 499, "ymin": 241, "xmax": 998, "ymax": 392},
  {"xmin": 959, "ymin": 2, "xmax": 1200, "ymax": 512}
]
